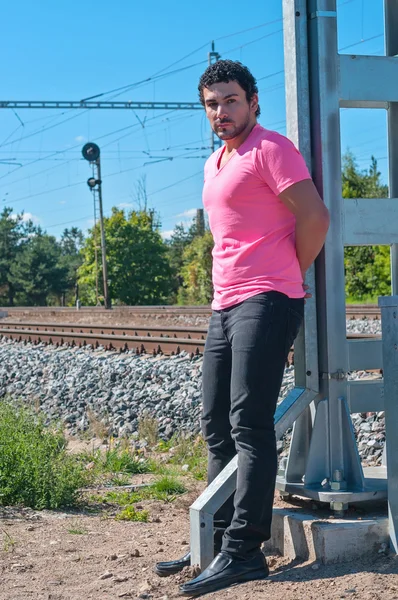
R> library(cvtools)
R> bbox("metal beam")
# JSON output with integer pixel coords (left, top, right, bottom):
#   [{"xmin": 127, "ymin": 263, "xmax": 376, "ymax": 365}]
[
  {"xmin": 347, "ymin": 338, "xmax": 383, "ymax": 371},
  {"xmin": 339, "ymin": 55, "xmax": 398, "ymax": 106},
  {"xmin": 379, "ymin": 295, "xmax": 398, "ymax": 553},
  {"xmin": 0, "ymin": 100, "xmax": 203, "ymax": 111},
  {"xmin": 190, "ymin": 386, "xmax": 317, "ymax": 570},
  {"xmin": 347, "ymin": 380, "xmax": 384, "ymax": 413},
  {"xmin": 343, "ymin": 198, "xmax": 398, "ymax": 245}
]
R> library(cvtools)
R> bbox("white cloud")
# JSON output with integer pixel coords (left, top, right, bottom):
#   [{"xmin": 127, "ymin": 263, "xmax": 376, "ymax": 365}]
[
  {"xmin": 59, "ymin": 200, "xmax": 67, "ymax": 205},
  {"xmin": 176, "ymin": 208, "xmax": 197, "ymax": 219},
  {"xmin": 118, "ymin": 202, "xmax": 134, "ymax": 209},
  {"xmin": 11, "ymin": 212, "xmax": 40, "ymax": 224},
  {"xmin": 161, "ymin": 230, "xmax": 174, "ymax": 240},
  {"xmin": 75, "ymin": 135, "xmax": 86, "ymax": 143}
]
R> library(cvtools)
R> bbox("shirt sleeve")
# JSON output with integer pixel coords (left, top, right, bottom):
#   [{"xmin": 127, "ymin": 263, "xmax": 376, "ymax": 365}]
[{"xmin": 254, "ymin": 134, "xmax": 311, "ymax": 196}]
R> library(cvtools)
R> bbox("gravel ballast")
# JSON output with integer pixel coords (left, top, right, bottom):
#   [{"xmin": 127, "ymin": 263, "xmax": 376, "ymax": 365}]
[{"xmin": 0, "ymin": 318, "xmax": 384, "ymax": 465}]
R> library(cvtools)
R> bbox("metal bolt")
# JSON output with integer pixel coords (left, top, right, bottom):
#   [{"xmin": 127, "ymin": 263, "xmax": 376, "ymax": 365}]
[
  {"xmin": 330, "ymin": 501, "xmax": 348, "ymax": 514},
  {"xmin": 200, "ymin": 523, "xmax": 206, "ymax": 529},
  {"xmin": 333, "ymin": 469, "xmax": 343, "ymax": 482},
  {"xmin": 331, "ymin": 469, "xmax": 347, "ymax": 491}
]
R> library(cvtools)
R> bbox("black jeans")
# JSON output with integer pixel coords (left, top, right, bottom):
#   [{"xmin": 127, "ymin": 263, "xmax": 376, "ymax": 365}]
[{"xmin": 201, "ymin": 291, "xmax": 304, "ymax": 558}]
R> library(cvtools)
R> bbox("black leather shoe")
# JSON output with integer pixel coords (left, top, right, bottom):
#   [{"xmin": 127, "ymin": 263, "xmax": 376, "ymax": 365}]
[
  {"xmin": 179, "ymin": 551, "xmax": 269, "ymax": 596},
  {"xmin": 154, "ymin": 551, "xmax": 191, "ymax": 577}
]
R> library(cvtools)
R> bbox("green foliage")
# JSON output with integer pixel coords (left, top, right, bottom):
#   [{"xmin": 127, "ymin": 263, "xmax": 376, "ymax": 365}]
[
  {"xmin": 9, "ymin": 230, "xmax": 66, "ymax": 306},
  {"xmin": 78, "ymin": 208, "xmax": 173, "ymax": 305},
  {"xmin": 114, "ymin": 505, "xmax": 149, "ymax": 522},
  {"xmin": 57, "ymin": 228, "xmax": 84, "ymax": 306},
  {"xmin": 342, "ymin": 153, "xmax": 391, "ymax": 301},
  {"xmin": 0, "ymin": 208, "xmax": 36, "ymax": 306},
  {"xmin": 0, "ymin": 208, "xmax": 83, "ymax": 307},
  {"xmin": 93, "ymin": 475, "xmax": 186, "ymax": 507},
  {"xmin": 165, "ymin": 220, "xmax": 202, "ymax": 302},
  {"xmin": 177, "ymin": 230, "xmax": 214, "ymax": 305},
  {"xmin": 80, "ymin": 443, "xmax": 153, "ymax": 479},
  {"xmin": 0, "ymin": 402, "xmax": 88, "ymax": 509}
]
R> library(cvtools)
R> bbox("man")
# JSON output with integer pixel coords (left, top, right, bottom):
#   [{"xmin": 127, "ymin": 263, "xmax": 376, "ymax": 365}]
[{"xmin": 155, "ymin": 60, "xmax": 329, "ymax": 596}]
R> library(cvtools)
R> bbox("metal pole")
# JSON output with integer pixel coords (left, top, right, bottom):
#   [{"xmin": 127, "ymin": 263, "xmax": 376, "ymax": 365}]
[
  {"xmin": 208, "ymin": 42, "xmax": 221, "ymax": 155},
  {"xmin": 379, "ymin": 296, "xmax": 398, "ymax": 553},
  {"xmin": 384, "ymin": 0, "xmax": 398, "ymax": 294},
  {"xmin": 95, "ymin": 158, "xmax": 110, "ymax": 309}
]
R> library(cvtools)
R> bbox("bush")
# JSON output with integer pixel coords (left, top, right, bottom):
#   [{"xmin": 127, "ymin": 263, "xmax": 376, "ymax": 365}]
[{"xmin": 0, "ymin": 402, "xmax": 88, "ymax": 509}]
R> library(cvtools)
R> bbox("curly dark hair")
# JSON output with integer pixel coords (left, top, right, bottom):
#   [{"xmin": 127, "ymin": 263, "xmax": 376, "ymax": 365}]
[{"xmin": 198, "ymin": 60, "xmax": 260, "ymax": 117}]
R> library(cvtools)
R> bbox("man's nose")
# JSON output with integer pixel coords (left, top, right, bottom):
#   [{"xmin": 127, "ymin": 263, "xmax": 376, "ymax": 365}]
[{"xmin": 216, "ymin": 104, "xmax": 228, "ymax": 118}]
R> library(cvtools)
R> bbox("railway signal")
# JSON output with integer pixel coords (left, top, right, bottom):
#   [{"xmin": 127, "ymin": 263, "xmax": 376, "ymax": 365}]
[{"xmin": 82, "ymin": 143, "xmax": 111, "ymax": 310}]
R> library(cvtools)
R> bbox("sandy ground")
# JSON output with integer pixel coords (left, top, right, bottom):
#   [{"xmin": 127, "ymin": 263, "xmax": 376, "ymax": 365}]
[{"xmin": 1, "ymin": 484, "xmax": 398, "ymax": 600}]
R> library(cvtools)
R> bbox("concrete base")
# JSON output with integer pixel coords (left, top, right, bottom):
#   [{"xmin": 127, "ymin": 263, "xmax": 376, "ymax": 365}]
[{"xmin": 263, "ymin": 508, "xmax": 389, "ymax": 564}]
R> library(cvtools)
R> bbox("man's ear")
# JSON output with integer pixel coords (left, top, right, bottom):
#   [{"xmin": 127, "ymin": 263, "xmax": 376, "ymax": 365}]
[{"xmin": 250, "ymin": 93, "xmax": 259, "ymax": 113}]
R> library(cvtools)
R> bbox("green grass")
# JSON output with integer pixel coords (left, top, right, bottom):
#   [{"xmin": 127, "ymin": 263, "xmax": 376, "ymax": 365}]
[
  {"xmin": 80, "ymin": 444, "xmax": 154, "ymax": 480},
  {"xmin": 165, "ymin": 435, "xmax": 208, "ymax": 481},
  {"xmin": 90, "ymin": 474, "xmax": 187, "ymax": 508},
  {"xmin": 0, "ymin": 401, "xmax": 89, "ymax": 509},
  {"xmin": 67, "ymin": 522, "xmax": 88, "ymax": 535}
]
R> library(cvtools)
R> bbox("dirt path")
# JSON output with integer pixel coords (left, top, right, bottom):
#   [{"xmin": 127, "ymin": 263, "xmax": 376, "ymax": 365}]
[{"xmin": 1, "ymin": 494, "xmax": 398, "ymax": 600}]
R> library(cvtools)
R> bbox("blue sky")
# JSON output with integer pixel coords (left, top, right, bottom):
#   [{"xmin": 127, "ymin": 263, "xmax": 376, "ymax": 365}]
[{"xmin": 0, "ymin": 0, "xmax": 387, "ymax": 239}]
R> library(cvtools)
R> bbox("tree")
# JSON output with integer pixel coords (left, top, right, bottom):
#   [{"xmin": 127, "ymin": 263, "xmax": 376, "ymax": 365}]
[
  {"xmin": 78, "ymin": 208, "xmax": 173, "ymax": 305},
  {"xmin": 9, "ymin": 230, "xmax": 66, "ymax": 306},
  {"xmin": 165, "ymin": 213, "xmax": 205, "ymax": 302},
  {"xmin": 57, "ymin": 228, "xmax": 84, "ymax": 306},
  {"xmin": 342, "ymin": 152, "xmax": 391, "ymax": 301},
  {"xmin": 0, "ymin": 208, "xmax": 36, "ymax": 306},
  {"xmin": 177, "ymin": 230, "xmax": 214, "ymax": 305}
]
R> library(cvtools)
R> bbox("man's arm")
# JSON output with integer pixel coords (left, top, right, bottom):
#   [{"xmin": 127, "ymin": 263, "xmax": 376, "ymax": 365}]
[{"xmin": 279, "ymin": 179, "xmax": 330, "ymax": 278}]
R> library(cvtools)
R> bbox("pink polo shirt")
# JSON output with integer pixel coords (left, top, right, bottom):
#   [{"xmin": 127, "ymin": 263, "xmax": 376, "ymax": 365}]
[{"xmin": 202, "ymin": 124, "xmax": 311, "ymax": 310}]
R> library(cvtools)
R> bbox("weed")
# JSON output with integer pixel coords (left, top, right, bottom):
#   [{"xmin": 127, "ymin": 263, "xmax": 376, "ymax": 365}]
[
  {"xmin": 138, "ymin": 413, "xmax": 158, "ymax": 446},
  {"xmin": 88, "ymin": 475, "xmax": 187, "ymax": 509},
  {"xmin": 80, "ymin": 443, "xmax": 153, "ymax": 479},
  {"xmin": 0, "ymin": 401, "xmax": 89, "ymax": 509},
  {"xmin": 2, "ymin": 529, "xmax": 16, "ymax": 553},
  {"xmin": 166, "ymin": 434, "xmax": 207, "ymax": 480},
  {"xmin": 115, "ymin": 506, "xmax": 149, "ymax": 522},
  {"xmin": 86, "ymin": 409, "xmax": 109, "ymax": 441},
  {"xmin": 66, "ymin": 520, "xmax": 87, "ymax": 535},
  {"xmin": 151, "ymin": 475, "xmax": 186, "ymax": 496},
  {"xmin": 107, "ymin": 475, "xmax": 131, "ymax": 487}
]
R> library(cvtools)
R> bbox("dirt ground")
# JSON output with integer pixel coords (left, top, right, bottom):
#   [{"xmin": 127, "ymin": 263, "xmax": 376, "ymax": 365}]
[{"xmin": 1, "ymin": 483, "xmax": 398, "ymax": 600}]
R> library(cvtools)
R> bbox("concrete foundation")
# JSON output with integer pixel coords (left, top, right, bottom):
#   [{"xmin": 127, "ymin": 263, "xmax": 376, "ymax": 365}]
[{"xmin": 263, "ymin": 508, "xmax": 389, "ymax": 564}]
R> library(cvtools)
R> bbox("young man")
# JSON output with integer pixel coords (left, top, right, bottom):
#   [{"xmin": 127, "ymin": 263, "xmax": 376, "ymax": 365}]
[{"xmin": 155, "ymin": 60, "xmax": 329, "ymax": 596}]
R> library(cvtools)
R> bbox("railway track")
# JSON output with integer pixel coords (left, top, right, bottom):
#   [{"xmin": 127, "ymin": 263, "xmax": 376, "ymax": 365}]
[
  {"xmin": 2, "ymin": 304, "xmax": 381, "ymax": 320},
  {"xmin": 0, "ymin": 322, "xmax": 207, "ymax": 356},
  {"xmin": 0, "ymin": 321, "xmax": 381, "ymax": 359}
]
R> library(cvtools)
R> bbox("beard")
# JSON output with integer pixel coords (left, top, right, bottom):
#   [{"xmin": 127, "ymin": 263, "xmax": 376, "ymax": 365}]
[{"xmin": 212, "ymin": 112, "xmax": 251, "ymax": 140}]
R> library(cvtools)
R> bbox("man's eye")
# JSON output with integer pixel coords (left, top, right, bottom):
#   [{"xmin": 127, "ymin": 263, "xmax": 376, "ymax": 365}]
[{"xmin": 227, "ymin": 99, "xmax": 235, "ymax": 104}]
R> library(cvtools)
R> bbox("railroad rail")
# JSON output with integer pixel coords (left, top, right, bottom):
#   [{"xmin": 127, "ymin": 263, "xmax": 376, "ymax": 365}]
[
  {"xmin": 0, "ymin": 321, "xmax": 381, "ymax": 361},
  {"xmin": 1, "ymin": 304, "xmax": 381, "ymax": 320},
  {"xmin": 0, "ymin": 322, "xmax": 206, "ymax": 356}
]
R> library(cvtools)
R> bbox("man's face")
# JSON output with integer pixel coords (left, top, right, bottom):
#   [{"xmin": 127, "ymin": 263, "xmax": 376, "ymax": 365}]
[{"xmin": 202, "ymin": 80, "xmax": 258, "ymax": 141}]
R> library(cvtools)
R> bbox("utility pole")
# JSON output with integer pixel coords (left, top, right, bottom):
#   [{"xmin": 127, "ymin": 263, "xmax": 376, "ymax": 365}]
[
  {"xmin": 82, "ymin": 142, "xmax": 111, "ymax": 309},
  {"xmin": 208, "ymin": 41, "xmax": 221, "ymax": 155},
  {"xmin": 195, "ymin": 208, "xmax": 205, "ymax": 236}
]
